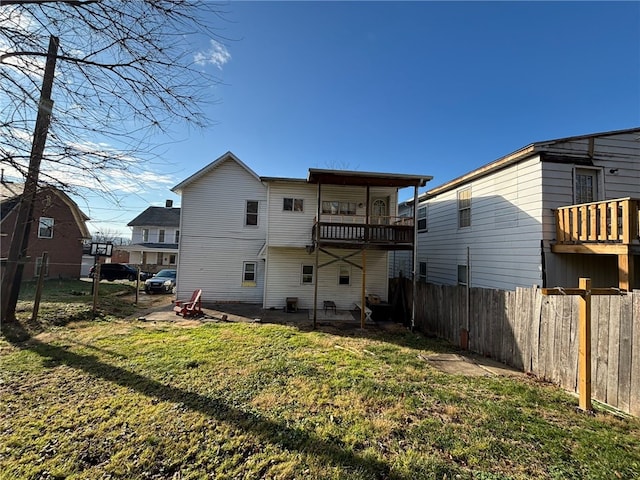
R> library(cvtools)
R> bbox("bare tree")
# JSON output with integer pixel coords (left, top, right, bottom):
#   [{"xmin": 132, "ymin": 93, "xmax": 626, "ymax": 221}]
[
  {"xmin": 1, "ymin": 1, "xmax": 229, "ymax": 322},
  {"xmin": 1, "ymin": 0, "xmax": 228, "ymax": 199}
]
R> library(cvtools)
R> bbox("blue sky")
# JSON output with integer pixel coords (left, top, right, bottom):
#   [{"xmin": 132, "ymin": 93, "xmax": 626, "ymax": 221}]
[{"xmin": 81, "ymin": 1, "xmax": 640, "ymax": 237}]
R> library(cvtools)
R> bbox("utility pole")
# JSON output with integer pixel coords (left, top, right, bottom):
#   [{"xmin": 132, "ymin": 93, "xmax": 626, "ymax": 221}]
[{"xmin": 1, "ymin": 36, "xmax": 59, "ymax": 323}]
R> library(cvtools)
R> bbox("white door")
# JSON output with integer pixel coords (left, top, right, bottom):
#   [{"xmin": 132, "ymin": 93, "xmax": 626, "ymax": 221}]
[{"xmin": 372, "ymin": 198, "xmax": 388, "ymax": 224}]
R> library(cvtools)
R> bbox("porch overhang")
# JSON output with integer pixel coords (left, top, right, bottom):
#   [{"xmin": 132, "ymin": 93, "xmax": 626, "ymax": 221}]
[{"xmin": 307, "ymin": 169, "xmax": 431, "ymax": 188}]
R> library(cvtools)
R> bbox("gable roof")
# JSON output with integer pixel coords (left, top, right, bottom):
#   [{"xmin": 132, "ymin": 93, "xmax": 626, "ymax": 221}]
[
  {"xmin": 422, "ymin": 127, "xmax": 640, "ymax": 200},
  {"xmin": 0, "ymin": 182, "xmax": 91, "ymax": 238},
  {"xmin": 172, "ymin": 151, "xmax": 262, "ymax": 194},
  {"xmin": 127, "ymin": 206, "xmax": 181, "ymax": 227}
]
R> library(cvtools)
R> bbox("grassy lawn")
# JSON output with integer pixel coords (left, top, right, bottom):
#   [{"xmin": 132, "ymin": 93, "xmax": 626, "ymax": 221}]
[{"xmin": 1, "ymin": 281, "xmax": 639, "ymax": 479}]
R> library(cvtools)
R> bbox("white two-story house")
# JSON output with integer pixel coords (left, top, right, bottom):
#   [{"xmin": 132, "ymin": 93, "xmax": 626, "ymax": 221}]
[
  {"xmin": 125, "ymin": 200, "xmax": 181, "ymax": 273},
  {"xmin": 172, "ymin": 152, "xmax": 431, "ymax": 321},
  {"xmin": 415, "ymin": 127, "xmax": 640, "ymax": 291}
]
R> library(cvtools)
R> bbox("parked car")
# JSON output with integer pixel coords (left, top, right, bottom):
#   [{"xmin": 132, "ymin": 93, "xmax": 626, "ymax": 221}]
[
  {"xmin": 144, "ymin": 269, "xmax": 177, "ymax": 294},
  {"xmin": 89, "ymin": 263, "xmax": 138, "ymax": 281}
]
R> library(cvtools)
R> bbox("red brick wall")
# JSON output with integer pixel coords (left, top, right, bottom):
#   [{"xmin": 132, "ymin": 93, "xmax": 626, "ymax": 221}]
[{"xmin": 1, "ymin": 189, "xmax": 86, "ymax": 279}]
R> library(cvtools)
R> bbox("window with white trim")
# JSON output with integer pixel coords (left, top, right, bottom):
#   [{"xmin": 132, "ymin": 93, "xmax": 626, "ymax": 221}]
[
  {"xmin": 338, "ymin": 264, "xmax": 350, "ymax": 285},
  {"xmin": 174, "ymin": 230, "xmax": 180, "ymax": 244},
  {"xmin": 158, "ymin": 229, "xmax": 165, "ymax": 243},
  {"xmin": 142, "ymin": 228, "xmax": 149, "ymax": 242},
  {"xmin": 321, "ymin": 201, "xmax": 356, "ymax": 215},
  {"xmin": 242, "ymin": 262, "xmax": 257, "ymax": 286},
  {"xmin": 283, "ymin": 198, "xmax": 304, "ymax": 212},
  {"xmin": 417, "ymin": 206, "xmax": 427, "ymax": 231},
  {"xmin": 35, "ymin": 255, "xmax": 49, "ymax": 277},
  {"xmin": 245, "ymin": 200, "xmax": 259, "ymax": 226},
  {"xmin": 38, "ymin": 217, "xmax": 54, "ymax": 239},
  {"xmin": 457, "ymin": 188, "xmax": 471, "ymax": 228},
  {"xmin": 301, "ymin": 265, "xmax": 314, "ymax": 285}
]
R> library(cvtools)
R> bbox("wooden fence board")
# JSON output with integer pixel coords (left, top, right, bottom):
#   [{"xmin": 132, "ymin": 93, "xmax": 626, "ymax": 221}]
[
  {"xmin": 559, "ymin": 295, "xmax": 572, "ymax": 389},
  {"xmin": 568, "ymin": 296, "xmax": 579, "ymax": 392},
  {"xmin": 531, "ymin": 288, "xmax": 543, "ymax": 374},
  {"xmin": 617, "ymin": 293, "xmax": 633, "ymax": 413},
  {"xmin": 594, "ymin": 295, "xmax": 610, "ymax": 402},
  {"xmin": 607, "ymin": 295, "xmax": 621, "ymax": 406},
  {"xmin": 631, "ymin": 292, "xmax": 640, "ymax": 416},
  {"xmin": 538, "ymin": 296, "xmax": 551, "ymax": 379}
]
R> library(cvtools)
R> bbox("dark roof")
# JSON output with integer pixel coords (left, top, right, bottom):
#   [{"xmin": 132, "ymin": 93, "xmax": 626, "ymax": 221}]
[
  {"xmin": 127, "ymin": 206, "xmax": 181, "ymax": 227},
  {"xmin": 307, "ymin": 169, "xmax": 431, "ymax": 188}
]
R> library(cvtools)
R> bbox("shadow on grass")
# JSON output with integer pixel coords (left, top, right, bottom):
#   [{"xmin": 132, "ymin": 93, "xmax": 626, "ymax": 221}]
[{"xmin": 2, "ymin": 321, "xmax": 399, "ymax": 479}]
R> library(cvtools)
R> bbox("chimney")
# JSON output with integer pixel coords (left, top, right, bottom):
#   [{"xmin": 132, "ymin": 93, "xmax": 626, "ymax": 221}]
[{"xmin": 165, "ymin": 199, "xmax": 173, "ymax": 208}]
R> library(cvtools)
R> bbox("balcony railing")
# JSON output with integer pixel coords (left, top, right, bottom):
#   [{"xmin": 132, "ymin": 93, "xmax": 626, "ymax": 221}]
[
  {"xmin": 555, "ymin": 198, "xmax": 640, "ymax": 245},
  {"xmin": 313, "ymin": 214, "xmax": 415, "ymax": 247}
]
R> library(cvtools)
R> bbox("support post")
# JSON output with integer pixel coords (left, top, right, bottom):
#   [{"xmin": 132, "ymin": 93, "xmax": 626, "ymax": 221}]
[
  {"xmin": 313, "ymin": 182, "xmax": 321, "ymax": 329},
  {"xmin": 92, "ymin": 262, "xmax": 101, "ymax": 316},
  {"xmin": 411, "ymin": 185, "xmax": 418, "ymax": 331},
  {"xmin": 361, "ymin": 248, "xmax": 366, "ymax": 329}
]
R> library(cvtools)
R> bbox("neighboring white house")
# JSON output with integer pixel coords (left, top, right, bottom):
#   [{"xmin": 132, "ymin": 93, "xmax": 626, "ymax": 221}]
[
  {"xmin": 123, "ymin": 200, "xmax": 181, "ymax": 273},
  {"xmin": 415, "ymin": 127, "xmax": 640, "ymax": 291},
  {"xmin": 172, "ymin": 151, "xmax": 431, "ymax": 316}
]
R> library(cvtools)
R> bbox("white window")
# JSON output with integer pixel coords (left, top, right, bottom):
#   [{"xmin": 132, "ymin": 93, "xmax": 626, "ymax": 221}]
[
  {"xmin": 417, "ymin": 206, "xmax": 427, "ymax": 231},
  {"xmin": 142, "ymin": 228, "xmax": 149, "ymax": 242},
  {"xmin": 321, "ymin": 201, "xmax": 356, "ymax": 215},
  {"xmin": 419, "ymin": 261, "xmax": 427, "ymax": 282},
  {"xmin": 174, "ymin": 230, "xmax": 180, "ymax": 244},
  {"xmin": 243, "ymin": 262, "xmax": 256, "ymax": 286},
  {"xmin": 458, "ymin": 189, "xmax": 471, "ymax": 228},
  {"xmin": 38, "ymin": 217, "xmax": 54, "ymax": 239},
  {"xmin": 574, "ymin": 168, "xmax": 600, "ymax": 204},
  {"xmin": 158, "ymin": 229, "xmax": 165, "ymax": 243},
  {"xmin": 35, "ymin": 255, "xmax": 49, "ymax": 277},
  {"xmin": 338, "ymin": 265, "xmax": 350, "ymax": 285},
  {"xmin": 245, "ymin": 200, "xmax": 259, "ymax": 226},
  {"xmin": 283, "ymin": 198, "xmax": 304, "ymax": 212},
  {"xmin": 301, "ymin": 265, "xmax": 314, "ymax": 284}
]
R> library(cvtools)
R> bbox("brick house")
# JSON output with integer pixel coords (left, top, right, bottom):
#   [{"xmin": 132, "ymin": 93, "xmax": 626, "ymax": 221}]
[{"xmin": 1, "ymin": 182, "xmax": 91, "ymax": 279}]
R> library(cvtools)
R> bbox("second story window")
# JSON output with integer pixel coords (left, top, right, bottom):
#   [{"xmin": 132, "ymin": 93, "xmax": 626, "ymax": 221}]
[
  {"xmin": 174, "ymin": 230, "xmax": 180, "ymax": 244},
  {"xmin": 458, "ymin": 188, "xmax": 471, "ymax": 228},
  {"xmin": 338, "ymin": 265, "xmax": 350, "ymax": 285},
  {"xmin": 38, "ymin": 217, "xmax": 54, "ymax": 239},
  {"xmin": 283, "ymin": 198, "xmax": 304, "ymax": 212},
  {"xmin": 245, "ymin": 200, "xmax": 258, "ymax": 226},
  {"xmin": 142, "ymin": 228, "xmax": 149, "ymax": 242},
  {"xmin": 417, "ymin": 206, "xmax": 427, "ymax": 231},
  {"xmin": 158, "ymin": 229, "xmax": 165, "ymax": 243}
]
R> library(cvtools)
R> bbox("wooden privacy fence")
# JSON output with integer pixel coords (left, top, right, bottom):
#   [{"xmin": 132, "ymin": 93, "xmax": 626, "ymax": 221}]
[{"xmin": 391, "ymin": 279, "xmax": 640, "ymax": 416}]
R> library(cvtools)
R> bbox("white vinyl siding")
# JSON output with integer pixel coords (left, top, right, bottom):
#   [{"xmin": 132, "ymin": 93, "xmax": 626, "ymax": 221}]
[
  {"xmin": 176, "ymin": 158, "xmax": 267, "ymax": 302},
  {"xmin": 419, "ymin": 156, "xmax": 544, "ymax": 290},
  {"xmin": 264, "ymin": 247, "xmax": 389, "ymax": 310}
]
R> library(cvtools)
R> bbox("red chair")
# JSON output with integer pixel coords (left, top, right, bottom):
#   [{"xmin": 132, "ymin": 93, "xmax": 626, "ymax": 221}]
[{"xmin": 173, "ymin": 289, "xmax": 203, "ymax": 318}]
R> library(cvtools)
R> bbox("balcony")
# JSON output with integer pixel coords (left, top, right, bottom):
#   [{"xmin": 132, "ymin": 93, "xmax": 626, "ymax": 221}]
[
  {"xmin": 312, "ymin": 215, "xmax": 415, "ymax": 250},
  {"xmin": 553, "ymin": 198, "xmax": 640, "ymax": 254},
  {"xmin": 552, "ymin": 198, "xmax": 639, "ymax": 290}
]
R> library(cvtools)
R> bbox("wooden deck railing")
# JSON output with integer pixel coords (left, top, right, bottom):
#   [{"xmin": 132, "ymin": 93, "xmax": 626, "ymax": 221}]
[
  {"xmin": 313, "ymin": 221, "xmax": 414, "ymax": 245},
  {"xmin": 555, "ymin": 198, "xmax": 640, "ymax": 245}
]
